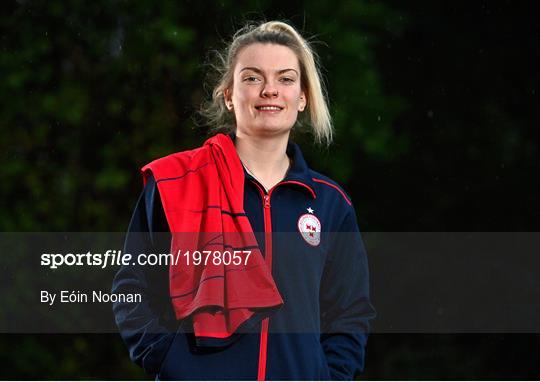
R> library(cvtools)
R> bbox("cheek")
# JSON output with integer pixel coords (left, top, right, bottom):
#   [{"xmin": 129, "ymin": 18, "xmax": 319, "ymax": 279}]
[
  {"xmin": 286, "ymin": 90, "xmax": 303, "ymax": 110},
  {"xmin": 232, "ymin": 83, "xmax": 255, "ymax": 105},
  {"xmin": 234, "ymin": 93, "xmax": 250, "ymax": 107}
]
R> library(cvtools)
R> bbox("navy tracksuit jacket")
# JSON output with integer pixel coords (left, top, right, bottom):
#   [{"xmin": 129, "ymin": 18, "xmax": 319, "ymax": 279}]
[{"xmin": 112, "ymin": 140, "xmax": 376, "ymax": 380}]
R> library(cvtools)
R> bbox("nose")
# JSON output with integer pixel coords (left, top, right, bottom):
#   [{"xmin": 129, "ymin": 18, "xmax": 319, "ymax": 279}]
[{"xmin": 261, "ymin": 83, "xmax": 278, "ymax": 98}]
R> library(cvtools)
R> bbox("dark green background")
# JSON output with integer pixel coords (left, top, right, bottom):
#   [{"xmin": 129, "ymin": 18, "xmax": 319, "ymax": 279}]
[{"xmin": 1, "ymin": 0, "xmax": 539, "ymax": 379}]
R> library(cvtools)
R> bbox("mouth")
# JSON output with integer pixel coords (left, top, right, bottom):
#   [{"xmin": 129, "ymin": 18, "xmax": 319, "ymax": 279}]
[{"xmin": 255, "ymin": 105, "xmax": 284, "ymax": 112}]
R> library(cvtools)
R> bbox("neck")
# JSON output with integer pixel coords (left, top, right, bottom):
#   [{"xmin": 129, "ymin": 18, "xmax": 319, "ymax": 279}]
[{"xmin": 234, "ymin": 131, "xmax": 290, "ymax": 191}]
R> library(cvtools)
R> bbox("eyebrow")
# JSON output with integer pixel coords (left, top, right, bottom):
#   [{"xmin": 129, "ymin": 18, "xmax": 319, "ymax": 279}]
[{"xmin": 239, "ymin": 67, "xmax": 299, "ymax": 75}]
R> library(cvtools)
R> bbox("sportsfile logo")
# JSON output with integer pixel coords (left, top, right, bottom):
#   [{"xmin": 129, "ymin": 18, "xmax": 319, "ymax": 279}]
[
  {"xmin": 41, "ymin": 250, "xmax": 129, "ymax": 269},
  {"xmin": 40, "ymin": 249, "xmax": 253, "ymax": 269}
]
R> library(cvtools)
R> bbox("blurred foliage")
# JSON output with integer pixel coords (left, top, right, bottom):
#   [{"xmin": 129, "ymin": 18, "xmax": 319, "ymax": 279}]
[
  {"xmin": 0, "ymin": 0, "xmax": 407, "ymax": 232},
  {"xmin": 0, "ymin": 334, "xmax": 144, "ymax": 379}
]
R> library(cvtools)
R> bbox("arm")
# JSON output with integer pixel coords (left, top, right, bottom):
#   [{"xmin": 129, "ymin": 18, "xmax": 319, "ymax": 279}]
[
  {"xmin": 111, "ymin": 176, "xmax": 176, "ymax": 374},
  {"xmin": 320, "ymin": 206, "xmax": 376, "ymax": 380}
]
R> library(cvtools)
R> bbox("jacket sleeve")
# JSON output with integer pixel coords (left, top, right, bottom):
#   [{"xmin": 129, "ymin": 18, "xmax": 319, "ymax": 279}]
[
  {"xmin": 111, "ymin": 175, "xmax": 176, "ymax": 375},
  {"xmin": 320, "ymin": 205, "xmax": 376, "ymax": 380}
]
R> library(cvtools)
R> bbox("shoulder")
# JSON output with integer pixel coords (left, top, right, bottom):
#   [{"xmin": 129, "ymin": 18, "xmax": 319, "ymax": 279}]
[
  {"xmin": 141, "ymin": 145, "xmax": 211, "ymax": 182},
  {"xmin": 307, "ymin": 169, "xmax": 361, "ymax": 232},
  {"xmin": 309, "ymin": 169, "xmax": 353, "ymax": 207}
]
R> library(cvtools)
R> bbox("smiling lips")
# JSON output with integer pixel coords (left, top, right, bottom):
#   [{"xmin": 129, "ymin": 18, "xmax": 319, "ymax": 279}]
[{"xmin": 255, "ymin": 105, "xmax": 284, "ymax": 112}]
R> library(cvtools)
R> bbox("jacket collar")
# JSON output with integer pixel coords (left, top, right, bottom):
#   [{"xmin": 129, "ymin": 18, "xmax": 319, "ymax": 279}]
[
  {"xmin": 226, "ymin": 132, "xmax": 316, "ymax": 198},
  {"xmin": 283, "ymin": 141, "xmax": 316, "ymax": 198}
]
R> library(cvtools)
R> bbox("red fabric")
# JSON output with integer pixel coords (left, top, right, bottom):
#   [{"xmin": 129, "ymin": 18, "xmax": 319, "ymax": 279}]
[{"xmin": 141, "ymin": 134, "xmax": 283, "ymax": 340}]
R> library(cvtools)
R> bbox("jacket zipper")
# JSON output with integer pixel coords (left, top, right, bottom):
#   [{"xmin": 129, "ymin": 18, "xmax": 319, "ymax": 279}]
[
  {"xmin": 254, "ymin": 183, "xmax": 273, "ymax": 381},
  {"xmin": 252, "ymin": 179, "xmax": 314, "ymax": 381}
]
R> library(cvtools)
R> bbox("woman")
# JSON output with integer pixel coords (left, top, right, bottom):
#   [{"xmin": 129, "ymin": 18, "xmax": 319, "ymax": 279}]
[{"xmin": 112, "ymin": 20, "xmax": 375, "ymax": 380}]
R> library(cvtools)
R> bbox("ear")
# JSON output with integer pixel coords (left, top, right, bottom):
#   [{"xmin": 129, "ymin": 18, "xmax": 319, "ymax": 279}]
[
  {"xmin": 224, "ymin": 88, "xmax": 233, "ymax": 110},
  {"xmin": 298, "ymin": 91, "xmax": 307, "ymax": 112}
]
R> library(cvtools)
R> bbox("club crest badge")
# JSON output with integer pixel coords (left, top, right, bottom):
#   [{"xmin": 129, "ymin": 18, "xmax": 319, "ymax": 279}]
[{"xmin": 297, "ymin": 208, "xmax": 321, "ymax": 246}]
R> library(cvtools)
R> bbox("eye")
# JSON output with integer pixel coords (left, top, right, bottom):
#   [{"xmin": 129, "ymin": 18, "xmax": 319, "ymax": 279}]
[
  {"xmin": 243, "ymin": 75, "xmax": 261, "ymax": 83},
  {"xmin": 280, "ymin": 77, "xmax": 295, "ymax": 84}
]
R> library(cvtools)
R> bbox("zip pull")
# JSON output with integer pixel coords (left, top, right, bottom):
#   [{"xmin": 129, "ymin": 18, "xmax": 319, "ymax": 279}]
[{"xmin": 263, "ymin": 195, "xmax": 270, "ymax": 208}]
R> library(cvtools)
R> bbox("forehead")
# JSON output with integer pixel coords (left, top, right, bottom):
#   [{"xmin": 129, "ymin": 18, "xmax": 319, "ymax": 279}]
[{"xmin": 234, "ymin": 43, "xmax": 300, "ymax": 72}]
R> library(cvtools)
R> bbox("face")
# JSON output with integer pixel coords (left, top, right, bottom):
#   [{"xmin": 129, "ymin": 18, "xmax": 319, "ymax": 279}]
[{"xmin": 224, "ymin": 43, "xmax": 307, "ymax": 138}]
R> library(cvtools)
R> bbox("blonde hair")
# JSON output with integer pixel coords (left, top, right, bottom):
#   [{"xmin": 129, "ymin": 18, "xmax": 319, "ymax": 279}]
[{"xmin": 201, "ymin": 20, "xmax": 333, "ymax": 145}]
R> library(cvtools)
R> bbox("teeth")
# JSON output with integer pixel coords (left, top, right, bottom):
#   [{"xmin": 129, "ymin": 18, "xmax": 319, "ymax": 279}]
[{"xmin": 257, "ymin": 106, "xmax": 281, "ymax": 111}]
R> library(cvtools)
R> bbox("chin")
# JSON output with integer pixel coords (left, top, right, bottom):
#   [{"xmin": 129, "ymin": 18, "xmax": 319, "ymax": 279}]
[
  {"xmin": 237, "ymin": 119, "xmax": 295, "ymax": 138},
  {"xmin": 256, "ymin": 124, "xmax": 293, "ymax": 137},
  {"xmin": 254, "ymin": 120, "xmax": 295, "ymax": 134}
]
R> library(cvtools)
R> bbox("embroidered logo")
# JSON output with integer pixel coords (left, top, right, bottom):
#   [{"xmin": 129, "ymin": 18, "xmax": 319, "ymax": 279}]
[{"xmin": 297, "ymin": 208, "xmax": 321, "ymax": 246}]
